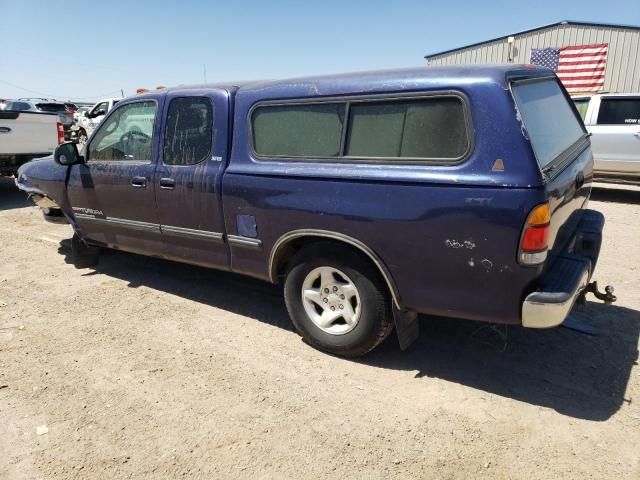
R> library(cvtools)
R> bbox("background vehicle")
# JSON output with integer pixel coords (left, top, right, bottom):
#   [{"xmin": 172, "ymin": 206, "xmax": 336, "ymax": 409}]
[
  {"xmin": 64, "ymin": 102, "xmax": 78, "ymax": 114},
  {"xmin": 73, "ymin": 106, "xmax": 90, "ymax": 122},
  {"xmin": 73, "ymin": 98, "xmax": 120, "ymax": 144},
  {"xmin": 572, "ymin": 93, "xmax": 640, "ymax": 183},
  {"xmin": 0, "ymin": 110, "xmax": 63, "ymax": 176},
  {"xmin": 16, "ymin": 66, "xmax": 610, "ymax": 357},
  {"xmin": 4, "ymin": 99, "xmax": 74, "ymax": 140}
]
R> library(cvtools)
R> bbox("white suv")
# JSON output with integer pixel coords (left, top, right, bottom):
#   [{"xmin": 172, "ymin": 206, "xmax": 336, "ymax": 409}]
[{"xmin": 573, "ymin": 93, "xmax": 640, "ymax": 183}]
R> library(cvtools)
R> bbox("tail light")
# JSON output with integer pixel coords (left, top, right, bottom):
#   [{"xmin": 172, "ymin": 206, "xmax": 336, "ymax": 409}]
[
  {"xmin": 519, "ymin": 203, "xmax": 550, "ymax": 265},
  {"xmin": 56, "ymin": 121, "xmax": 65, "ymax": 144}
]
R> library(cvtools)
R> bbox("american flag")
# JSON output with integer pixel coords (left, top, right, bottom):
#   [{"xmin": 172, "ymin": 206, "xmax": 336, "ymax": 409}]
[{"xmin": 530, "ymin": 43, "xmax": 608, "ymax": 93}]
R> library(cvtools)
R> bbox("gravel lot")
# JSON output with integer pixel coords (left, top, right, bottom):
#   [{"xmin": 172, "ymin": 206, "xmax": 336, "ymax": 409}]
[{"xmin": 0, "ymin": 176, "xmax": 638, "ymax": 479}]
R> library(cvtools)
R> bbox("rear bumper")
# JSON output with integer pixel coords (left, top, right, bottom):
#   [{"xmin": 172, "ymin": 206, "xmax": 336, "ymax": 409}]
[{"xmin": 522, "ymin": 209, "xmax": 604, "ymax": 328}]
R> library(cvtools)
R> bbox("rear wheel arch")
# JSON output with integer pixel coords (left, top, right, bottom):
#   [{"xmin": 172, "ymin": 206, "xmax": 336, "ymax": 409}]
[{"xmin": 268, "ymin": 230, "xmax": 402, "ymax": 310}]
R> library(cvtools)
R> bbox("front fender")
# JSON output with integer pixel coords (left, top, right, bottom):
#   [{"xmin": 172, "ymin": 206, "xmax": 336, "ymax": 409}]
[{"xmin": 16, "ymin": 155, "xmax": 69, "ymax": 211}]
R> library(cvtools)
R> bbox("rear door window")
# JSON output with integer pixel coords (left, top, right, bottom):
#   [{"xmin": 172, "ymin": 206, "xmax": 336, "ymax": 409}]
[
  {"xmin": 163, "ymin": 97, "xmax": 213, "ymax": 166},
  {"xmin": 512, "ymin": 79, "xmax": 586, "ymax": 169},
  {"xmin": 596, "ymin": 98, "xmax": 640, "ymax": 125}
]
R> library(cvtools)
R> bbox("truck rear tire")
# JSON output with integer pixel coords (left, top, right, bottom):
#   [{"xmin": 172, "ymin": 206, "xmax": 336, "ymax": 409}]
[{"xmin": 284, "ymin": 244, "xmax": 393, "ymax": 357}]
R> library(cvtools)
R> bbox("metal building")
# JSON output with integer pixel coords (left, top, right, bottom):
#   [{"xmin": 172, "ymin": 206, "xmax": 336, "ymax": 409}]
[{"xmin": 425, "ymin": 20, "xmax": 640, "ymax": 93}]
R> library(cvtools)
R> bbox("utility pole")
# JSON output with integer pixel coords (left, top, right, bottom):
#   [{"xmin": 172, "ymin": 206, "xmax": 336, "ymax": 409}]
[
  {"xmin": 203, "ymin": 64, "xmax": 207, "ymax": 83},
  {"xmin": 121, "ymin": 89, "xmax": 124, "ymax": 98}
]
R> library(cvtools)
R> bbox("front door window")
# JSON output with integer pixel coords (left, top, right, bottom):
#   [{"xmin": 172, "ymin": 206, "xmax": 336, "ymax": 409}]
[{"xmin": 88, "ymin": 101, "xmax": 156, "ymax": 162}]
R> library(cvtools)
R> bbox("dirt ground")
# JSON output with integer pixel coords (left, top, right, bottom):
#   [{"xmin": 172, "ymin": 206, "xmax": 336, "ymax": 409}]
[{"xmin": 0, "ymin": 176, "xmax": 638, "ymax": 479}]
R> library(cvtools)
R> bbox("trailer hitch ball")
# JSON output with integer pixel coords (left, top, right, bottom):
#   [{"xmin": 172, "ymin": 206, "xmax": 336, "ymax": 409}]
[{"xmin": 585, "ymin": 281, "xmax": 617, "ymax": 304}]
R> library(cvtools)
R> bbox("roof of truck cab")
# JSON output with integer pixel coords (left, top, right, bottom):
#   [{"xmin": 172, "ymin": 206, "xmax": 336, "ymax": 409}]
[
  {"xmin": 232, "ymin": 65, "xmax": 552, "ymax": 99},
  {"xmin": 162, "ymin": 81, "xmax": 261, "ymax": 94}
]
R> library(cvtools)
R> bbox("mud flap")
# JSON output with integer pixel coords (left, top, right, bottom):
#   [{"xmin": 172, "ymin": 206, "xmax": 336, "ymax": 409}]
[{"xmin": 393, "ymin": 307, "xmax": 419, "ymax": 351}]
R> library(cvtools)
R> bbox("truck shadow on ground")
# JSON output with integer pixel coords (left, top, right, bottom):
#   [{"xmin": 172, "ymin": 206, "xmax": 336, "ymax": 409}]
[
  {"xmin": 366, "ymin": 304, "xmax": 639, "ymax": 422},
  {"xmin": 0, "ymin": 176, "xmax": 30, "ymax": 211},
  {"xmin": 591, "ymin": 185, "xmax": 640, "ymax": 204},
  {"xmin": 57, "ymin": 242, "xmax": 639, "ymax": 422}
]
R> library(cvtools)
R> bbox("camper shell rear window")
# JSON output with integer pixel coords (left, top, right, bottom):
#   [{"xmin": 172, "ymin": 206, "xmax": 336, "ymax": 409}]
[{"xmin": 511, "ymin": 78, "xmax": 586, "ymax": 170}]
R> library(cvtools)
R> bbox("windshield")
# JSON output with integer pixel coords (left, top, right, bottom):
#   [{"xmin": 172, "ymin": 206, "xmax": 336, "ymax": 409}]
[{"xmin": 512, "ymin": 79, "xmax": 586, "ymax": 169}]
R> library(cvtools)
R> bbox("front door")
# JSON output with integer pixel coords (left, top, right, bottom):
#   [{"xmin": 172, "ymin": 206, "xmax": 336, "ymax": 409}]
[
  {"xmin": 154, "ymin": 91, "xmax": 230, "ymax": 269},
  {"xmin": 66, "ymin": 99, "xmax": 164, "ymax": 256}
]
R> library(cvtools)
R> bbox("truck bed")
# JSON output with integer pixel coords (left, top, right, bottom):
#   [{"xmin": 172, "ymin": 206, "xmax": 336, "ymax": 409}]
[{"xmin": 0, "ymin": 111, "xmax": 59, "ymax": 175}]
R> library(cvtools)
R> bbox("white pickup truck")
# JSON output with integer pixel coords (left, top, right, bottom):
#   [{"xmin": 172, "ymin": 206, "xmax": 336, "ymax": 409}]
[
  {"xmin": 73, "ymin": 97, "xmax": 121, "ymax": 144},
  {"xmin": 572, "ymin": 94, "xmax": 640, "ymax": 183},
  {"xmin": 0, "ymin": 111, "xmax": 62, "ymax": 176}
]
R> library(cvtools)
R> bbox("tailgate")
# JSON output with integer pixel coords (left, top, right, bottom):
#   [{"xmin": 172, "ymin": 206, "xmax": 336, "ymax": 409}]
[
  {"xmin": 511, "ymin": 77, "xmax": 593, "ymax": 263},
  {"xmin": 544, "ymin": 146, "xmax": 592, "ymax": 261},
  {"xmin": 0, "ymin": 111, "xmax": 58, "ymax": 155}
]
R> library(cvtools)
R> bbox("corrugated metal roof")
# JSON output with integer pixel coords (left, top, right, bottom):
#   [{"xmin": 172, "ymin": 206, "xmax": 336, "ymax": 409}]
[{"xmin": 424, "ymin": 20, "xmax": 640, "ymax": 59}]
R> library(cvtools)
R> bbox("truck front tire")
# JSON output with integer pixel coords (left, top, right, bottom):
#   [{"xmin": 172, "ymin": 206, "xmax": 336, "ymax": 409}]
[
  {"xmin": 284, "ymin": 244, "xmax": 393, "ymax": 357},
  {"xmin": 71, "ymin": 233, "xmax": 100, "ymax": 269}
]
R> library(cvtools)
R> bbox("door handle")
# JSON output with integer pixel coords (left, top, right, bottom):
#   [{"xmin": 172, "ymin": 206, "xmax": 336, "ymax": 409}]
[
  {"xmin": 159, "ymin": 177, "xmax": 175, "ymax": 189},
  {"xmin": 633, "ymin": 132, "xmax": 640, "ymax": 138},
  {"xmin": 131, "ymin": 176, "xmax": 147, "ymax": 188}
]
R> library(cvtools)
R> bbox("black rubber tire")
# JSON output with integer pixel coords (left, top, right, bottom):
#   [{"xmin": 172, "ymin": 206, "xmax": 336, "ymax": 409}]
[
  {"xmin": 71, "ymin": 233, "xmax": 100, "ymax": 269},
  {"xmin": 284, "ymin": 242, "xmax": 393, "ymax": 357}
]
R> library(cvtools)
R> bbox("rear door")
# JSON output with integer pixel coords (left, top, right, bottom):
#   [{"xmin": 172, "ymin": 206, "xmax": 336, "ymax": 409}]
[
  {"xmin": 511, "ymin": 77, "xmax": 593, "ymax": 260},
  {"xmin": 587, "ymin": 96, "xmax": 640, "ymax": 176},
  {"xmin": 66, "ymin": 99, "xmax": 165, "ymax": 255},
  {"xmin": 154, "ymin": 90, "xmax": 230, "ymax": 269}
]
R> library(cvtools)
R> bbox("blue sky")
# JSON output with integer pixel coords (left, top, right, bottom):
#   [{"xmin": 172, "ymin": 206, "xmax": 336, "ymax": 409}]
[{"xmin": 1, "ymin": 0, "xmax": 638, "ymax": 101}]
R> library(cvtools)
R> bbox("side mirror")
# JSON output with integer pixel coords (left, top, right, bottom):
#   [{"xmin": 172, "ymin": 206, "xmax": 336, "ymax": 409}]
[
  {"xmin": 85, "ymin": 111, "xmax": 93, "ymax": 119},
  {"xmin": 54, "ymin": 142, "xmax": 84, "ymax": 166}
]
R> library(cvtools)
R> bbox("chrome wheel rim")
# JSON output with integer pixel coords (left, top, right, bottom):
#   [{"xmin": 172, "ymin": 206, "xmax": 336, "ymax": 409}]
[{"xmin": 301, "ymin": 266, "xmax": 361, "ymax": 335}]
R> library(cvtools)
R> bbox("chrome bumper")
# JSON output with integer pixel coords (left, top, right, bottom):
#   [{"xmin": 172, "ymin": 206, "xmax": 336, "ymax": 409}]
[
  {"xmin": 521, "ymin": 209, "xmax": 604, "ymax": 329},
  {"xmin": 522, "ymin": 261, "xmax": 589, "ymax": 328}
]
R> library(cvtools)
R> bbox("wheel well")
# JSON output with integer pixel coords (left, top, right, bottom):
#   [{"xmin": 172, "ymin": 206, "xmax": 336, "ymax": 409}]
[{"xmin": 270, "ymin": 233, "xmax": 401, "ymax": 309}]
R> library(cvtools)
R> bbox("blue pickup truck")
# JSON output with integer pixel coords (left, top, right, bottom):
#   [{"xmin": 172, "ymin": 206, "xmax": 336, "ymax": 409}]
[{"xmin": 16, "ymin": 65, "xmax": 613, "ymax": 356}]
